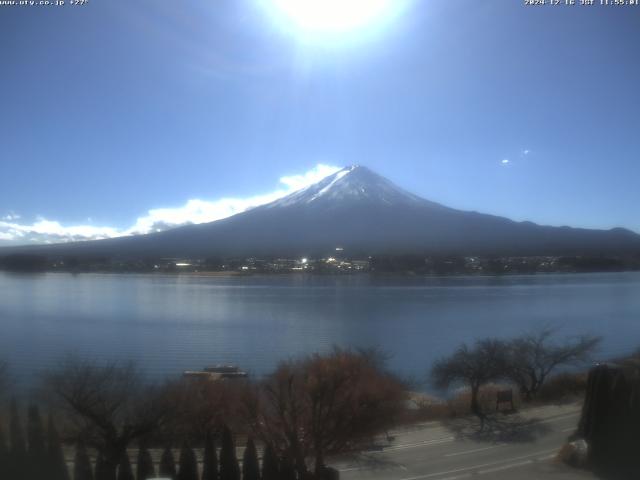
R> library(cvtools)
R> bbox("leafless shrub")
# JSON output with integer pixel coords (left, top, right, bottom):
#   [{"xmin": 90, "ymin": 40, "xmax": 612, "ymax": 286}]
[
  {"xmin": 159, "ymin": 376, "xmax": 250, "ymax": 443},
  {"xmin": 43, "ymin": 356, "xmax": 171, "ymax": 480},
  {"xmin": 505, "ymin": 329, "xmax": 600, "ymax": 400},
  {"xmin": 536, "ymin": 372, "xmax": 588, "ymax": 404},
  {"xmin": 244, "ymin": 347, "xmax": 407, "ymax": 478},
  {"xmin": 431, "ymin": 339, "xmax": 508, "ymax": 418}
]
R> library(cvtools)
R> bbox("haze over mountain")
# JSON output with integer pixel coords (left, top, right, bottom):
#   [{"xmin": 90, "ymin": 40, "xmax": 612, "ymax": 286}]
[{"xmin": 3, "ymin": 166, "xmax": 639, "ymax": 259}]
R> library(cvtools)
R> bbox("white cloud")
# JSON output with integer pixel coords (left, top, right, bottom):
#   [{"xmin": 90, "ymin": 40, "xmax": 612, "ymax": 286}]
[
  {"xmin": 501, "ymin": 159, "xmax": 510, "ymax": 165},
  {"xmin": 0, "ymin": 218, "xmax": 122, "ymax": 246},
  {"xmin": 0, "ymin": 164, "xmax": 341, "ymax": 246},
  {"xmin": 523, "ymin": 149, "xmax": 531, "ymax": 155}
]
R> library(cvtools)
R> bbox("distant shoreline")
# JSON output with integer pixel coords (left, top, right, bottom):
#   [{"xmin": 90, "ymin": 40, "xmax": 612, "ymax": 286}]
[
  {"xmin": 1, "ymin": 268, "xmax": 639, "ymax": 279},
  {"xmin": 3, "ymin": 251, "xmax": 639, "ymax": 276}
]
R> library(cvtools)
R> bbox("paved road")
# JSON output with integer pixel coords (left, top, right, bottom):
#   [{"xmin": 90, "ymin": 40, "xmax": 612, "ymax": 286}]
[{"xmin": 331, "ymin": 404, "xmax": 597, "ymax": 480}]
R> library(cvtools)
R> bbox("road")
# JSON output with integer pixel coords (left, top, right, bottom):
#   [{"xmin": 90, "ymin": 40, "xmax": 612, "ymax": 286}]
[{"xmin": 331, "ymin": 403, "xmax": 597, "ymax": 480}]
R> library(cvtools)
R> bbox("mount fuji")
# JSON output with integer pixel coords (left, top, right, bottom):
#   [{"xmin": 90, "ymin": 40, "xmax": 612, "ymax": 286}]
[{"xmin": 3, "ymin": 165, "xmax": 640, "ymax": 259}]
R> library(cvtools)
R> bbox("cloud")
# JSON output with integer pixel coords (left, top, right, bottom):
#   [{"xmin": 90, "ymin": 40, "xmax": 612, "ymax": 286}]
[
  {"xmin": 501, "ymin": 159, "xmax": 510, "ymax": 165},
  {"xmin": 0, "ymin": 218, "xmax": 122, "ymax": 246},
  {"xmin": 0, "ymin": 164, "xmax": 341, "ymax": 246},
  {"xmin": 523, "ymin": 149, "xmax": 530, "ymax": 155},
  {"xmin": 0, "ymin": 232, "xmax": 15, "ymax": 241}
]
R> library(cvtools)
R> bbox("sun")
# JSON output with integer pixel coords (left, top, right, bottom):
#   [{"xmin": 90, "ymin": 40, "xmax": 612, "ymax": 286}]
[{"xmin": 268, "ymin": 0, "xmax": 399, "ymax": 36}]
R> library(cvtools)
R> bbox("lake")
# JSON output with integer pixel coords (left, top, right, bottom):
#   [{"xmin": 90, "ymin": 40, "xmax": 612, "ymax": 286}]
[{"xmin": 1, "ymin": 271, "xmax": 639, "ymax": 389}]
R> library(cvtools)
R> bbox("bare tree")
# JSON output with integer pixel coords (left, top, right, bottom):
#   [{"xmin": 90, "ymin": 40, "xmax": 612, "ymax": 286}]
[
  {"xmin": 245, "ymin": 347, "xmax": 406, "ymax": 478},
  {"xmin": 43, "ymin": 358, "xmax": 170, "ymax": 480},
  {"xmin": 431, "ymin": 339, "xmax": 507, "ymax": 419},
  {"xmin": 160, "ymin": 375, "xmax": 248, "ymax": 443},
  {"xmin": 506, "ymin": 329, "xmax": 600, "ymax": 400}
]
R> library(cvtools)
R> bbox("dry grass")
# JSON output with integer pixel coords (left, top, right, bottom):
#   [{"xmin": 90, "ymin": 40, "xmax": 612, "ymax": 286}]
[
  {"xmin": 447, "ymin": 383, "xmax": 522, "ymax": 416},
  {"xmin": 535, "ymin": 372, "xmax": 588, "ymax": 404},
  {"xmin": 400, "ymin": 373, "xmax": 588, "ymax": 425},
  {"xmin": 401, "ymin": 383, "xmax": 523, "ymax": 423},
  {"xmin": 399, "ymin": 392, "xmax": 450, "ymax": 423}
]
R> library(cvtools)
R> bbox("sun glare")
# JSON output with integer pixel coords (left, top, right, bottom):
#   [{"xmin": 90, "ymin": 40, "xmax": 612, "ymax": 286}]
[{"xmin": 268, "ymin": 0, "xmax": 399, "ymax": 37}]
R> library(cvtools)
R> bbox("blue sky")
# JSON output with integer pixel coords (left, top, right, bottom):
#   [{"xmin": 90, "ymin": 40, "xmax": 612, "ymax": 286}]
[{"xmin": 1, "ymin": 0, "xmax": 639, "ymax": 245}]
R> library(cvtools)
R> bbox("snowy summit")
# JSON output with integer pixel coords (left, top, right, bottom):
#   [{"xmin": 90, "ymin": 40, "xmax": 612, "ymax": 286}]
[{"xmin": 266, "ymin": 165, "xmax": 434, "ymax": 209}]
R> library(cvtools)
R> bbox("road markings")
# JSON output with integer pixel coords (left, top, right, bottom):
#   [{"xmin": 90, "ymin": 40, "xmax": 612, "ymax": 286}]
[
  {"xmin": 537, "ymin": 411, "xmax": 580, "ymax": 424},
  {"xmin": 338, "ymin": 462, "xmax": 409, "ymax": 473},
  {"xmin": 443, "ymin": 443, "xmax": 505, "ymax": 457},
  {"xmin": 398, "ymin": 449, "xmax": 558, "ymax": 480},
  {"xmin": 366, "ymin": 436, "xmax": 455, "ymax": 453},
  {"xmin": 383, "ymin": 437, "xmax": 455, "ymax": 451},
  {"xmin": 477, "ymin": 453, "xmax": 556, "ymax": 475},
  {"xmin": 386, "ymin": 411, "xmax": 578, "ymax": 455},
  {"xmin": 477, "ymin": 459, "xmax": 534, "ymax": 474},
  {"xmin": 338, "ymin": 466, "xmax": 364, "ymax": 473},
  {"xmin": 358, "ymin": 410, "xmax": 578, "ymax": 458},
  {"xmin": 432, "ymin": 474, "xmax": 472, "ymax": 480},
  {"xmin": 340, "ymin": 408, "xmax": 579, "ymax": 477},
  {"xmin": 392, "ymin": 409, "xmax": 580, "ymax": 437}
]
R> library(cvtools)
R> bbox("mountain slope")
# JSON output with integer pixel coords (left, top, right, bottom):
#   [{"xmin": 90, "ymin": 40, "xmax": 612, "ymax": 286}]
[{"xmin": 3, "ymin": 166, "xmax": 640, "ymax": 259}]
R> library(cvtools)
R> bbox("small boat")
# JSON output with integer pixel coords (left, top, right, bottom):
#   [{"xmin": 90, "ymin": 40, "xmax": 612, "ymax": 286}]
[
  {"xmin": 203, "ymin": 364, "xmax": 248, "ymax": 378},
  {"xmin": 183, "ymin": 364, "xmax": 248, "ymax": 381}
]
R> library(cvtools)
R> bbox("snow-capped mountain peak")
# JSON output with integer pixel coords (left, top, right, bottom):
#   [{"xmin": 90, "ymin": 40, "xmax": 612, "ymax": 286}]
[
  {"xmin": 6, "ymin": 165, "xmax": 640, "ymax": 259},
  {"xmin": 265, "ymin": 165, "xmax": 434, "ymax": 209}
]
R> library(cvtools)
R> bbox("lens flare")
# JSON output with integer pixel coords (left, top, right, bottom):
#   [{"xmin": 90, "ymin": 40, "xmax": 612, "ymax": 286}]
[{"xmin": 269, "ymin": 0, "xmax": 398, "ymax": 35}]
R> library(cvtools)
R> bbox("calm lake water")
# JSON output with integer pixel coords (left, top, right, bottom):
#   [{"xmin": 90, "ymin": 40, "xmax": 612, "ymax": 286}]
[{"xmin": 1, "ymin": 271, "xmax": 639, "ymax": 388}]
